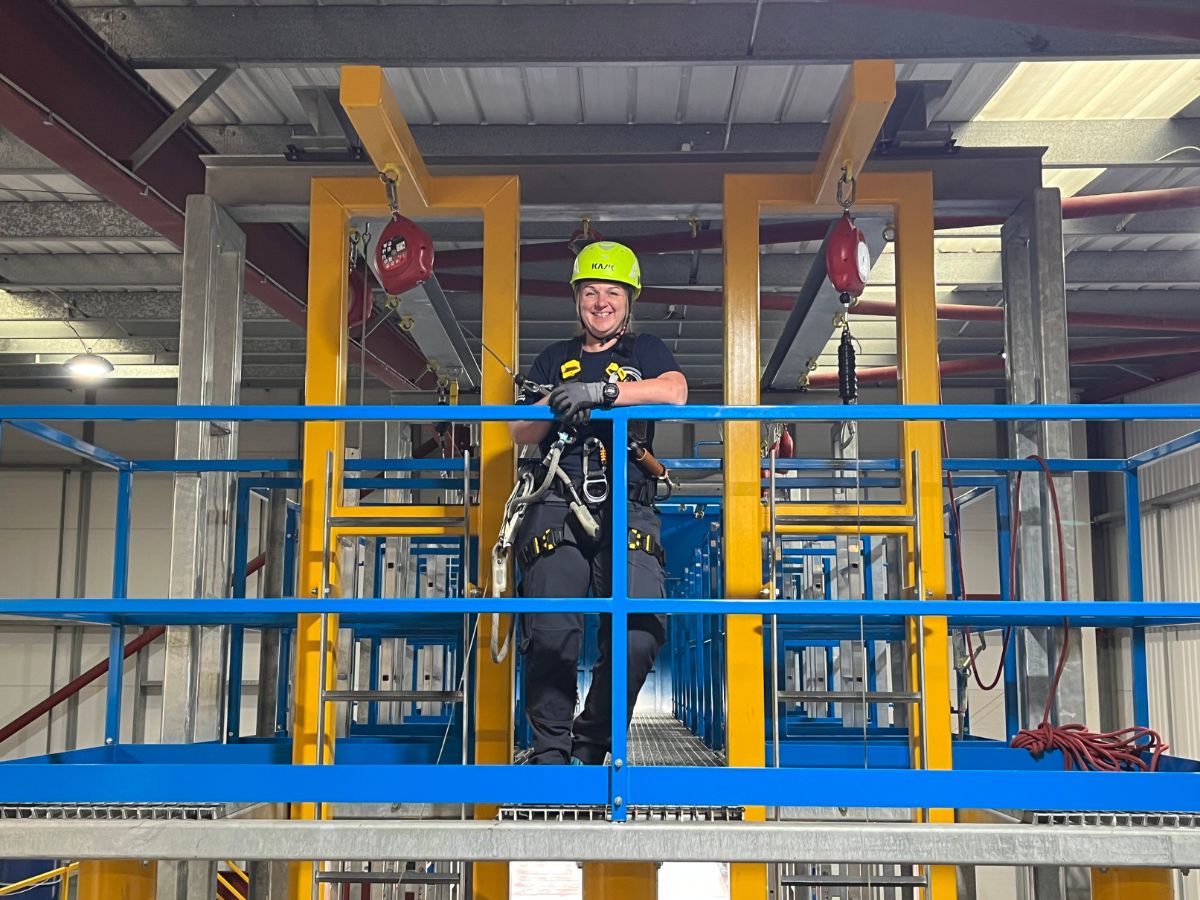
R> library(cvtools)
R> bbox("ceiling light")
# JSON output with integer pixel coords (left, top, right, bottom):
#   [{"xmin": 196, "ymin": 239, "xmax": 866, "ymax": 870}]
[{"xmin": 64, "ymin": 352, "xmax": 115, "ymax": 380}]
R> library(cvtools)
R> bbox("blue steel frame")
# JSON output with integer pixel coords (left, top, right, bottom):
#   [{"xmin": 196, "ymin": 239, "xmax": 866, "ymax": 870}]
[{"xmin": 2, "ymin": 406, "xmax": 1200, "ymax": 815}]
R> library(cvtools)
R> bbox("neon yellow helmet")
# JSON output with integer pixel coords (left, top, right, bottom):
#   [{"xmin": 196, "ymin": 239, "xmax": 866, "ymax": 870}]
[{"xmin": 570, "ymin": 241, "xmax": 642, "ymax": 301}]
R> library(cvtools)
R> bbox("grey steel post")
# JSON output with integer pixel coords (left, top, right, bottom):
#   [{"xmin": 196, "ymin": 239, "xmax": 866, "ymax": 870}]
[
  {"xmin": 66, "ymin": 400, "xmax": 96, "ymax": 751},
  {"xmin": 833, "ymin": 422, "xmax": 865, "ymax": 730},
  {"xmin": 256, "ymin": 488, "xmax": 288, "ymax": 737},
  {"xmin": 158, "ymin": 195, "xmax": 246, "ymax": 900},
  {"xmin": 1001, "ymin": 187, "xmax": 1088, "ymax": 900},
  {"xmin": 884, "ymin": 535, "xmax": 908, "ymax": 730}
]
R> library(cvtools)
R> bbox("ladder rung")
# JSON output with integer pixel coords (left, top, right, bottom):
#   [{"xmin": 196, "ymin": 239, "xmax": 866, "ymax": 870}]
[
  {"xmin": 328, "ymin": 516, "xmax": 463, "ymax": 529},
  {"xmin": 322, "ymin": 690, "xmax": 463, "ymax": 703},
  {"xmin": 316, "ymin": 872, "xmax": 459, "ymax": 885},
  {"xmin": 781, "ymin": 873, "xmax": 927, "ymax": 887},
  {"xmin": 775, "ymin": 515, "xmax": 916, "ymax": 527},
  {"xmin": 778, "ymin": 691, "xmax": 919, "ymax": 704}
]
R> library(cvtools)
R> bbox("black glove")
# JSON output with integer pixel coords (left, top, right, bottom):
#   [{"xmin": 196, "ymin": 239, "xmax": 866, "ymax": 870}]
[{"xmin": 549, "ymin": 381, "xmax": 606, "ymax": 427}]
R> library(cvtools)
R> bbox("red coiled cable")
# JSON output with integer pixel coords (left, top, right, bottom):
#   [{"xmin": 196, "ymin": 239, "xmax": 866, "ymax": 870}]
[{"xmin": 943, "ymin": 427, "xmax": 1168, "ymax": 772}]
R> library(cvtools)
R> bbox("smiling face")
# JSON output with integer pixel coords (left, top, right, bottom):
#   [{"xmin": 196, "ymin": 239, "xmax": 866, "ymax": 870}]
[{"xmin": 576, "ymin": 279, "xmax": 630, "ymax": 342}]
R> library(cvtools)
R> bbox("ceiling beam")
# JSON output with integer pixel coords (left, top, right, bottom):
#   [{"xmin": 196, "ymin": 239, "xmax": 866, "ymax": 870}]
[
  {"xmin": 838, "ymin": 0, "xmax": 1200, "ymax": 44},
  {"xmin": 953, "ymin": 119, "xmax": 1200, "ymax": 166},
  {"xmin": 198, "ymin": 119, "xmax": 1200, "ymax": 169},
  {"xmin": 78, "ymin": 4, "xmax": 1197, "ymax": 68},
  {"xmin": 204, "ymin": 153, "xmax": 1040, "ymax": 224},
  {"xmin": 0, "ymin": 0, "xmax": 432, "ymax": 390},
  {"xmin": 196, "ymin": 123, "xmax": 833, "ymax": 160}
]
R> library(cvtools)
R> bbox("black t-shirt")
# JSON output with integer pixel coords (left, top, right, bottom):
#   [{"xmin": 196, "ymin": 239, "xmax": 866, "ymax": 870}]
[{"xmin": 518, "ymin": 332, "xmax": 682, "ymax": 485}]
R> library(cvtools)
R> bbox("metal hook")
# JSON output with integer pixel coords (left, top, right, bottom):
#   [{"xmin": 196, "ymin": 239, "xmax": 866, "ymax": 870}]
[
  {"xmin": 836, "ymin": 165, "xmax": 856, "ymax": 212},
  {"xmin": 688, "ymin": 216, "xmax": 700, "ymax": 239},
  {"xmin": 379, "ymin": 168, "xmax": 402, "ymax": 219},
  {"xmin": 580, "ymin": 217, "xmax": 591, "ymax": 240}
]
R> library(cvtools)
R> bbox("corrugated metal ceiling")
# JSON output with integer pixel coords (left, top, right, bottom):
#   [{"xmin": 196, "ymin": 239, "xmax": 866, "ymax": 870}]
[
  {"xmin": 1, "ymin": 4, "xmax": 1196, "ymax": 390},
  {"xmin": 140, "ymin": 61, "xmax": 1006, "ymax": 131}
]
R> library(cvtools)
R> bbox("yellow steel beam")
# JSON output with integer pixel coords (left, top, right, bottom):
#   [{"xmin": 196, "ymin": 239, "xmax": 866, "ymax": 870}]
[
  {"xmin": 722, "ymin": 172, "xmax": 783, "ymax": 900},
  {"xmin": 776, "ymin": 523, "xmax": 912, "ymax": 537},
  {"xmin": 813, "ymin": 60, "xmax": 897, "ymax": 206},
  {"xmin": 771, "ymin": 502, "xmax": 912, "ymax": 519},
  {"xmin": 332, "ymin": 526, "xmax": 466, "ymax": 538},
  {"xmin": 287, "ymin": 177, "xmax": 350, "ymax": 900},
  {"xmin": 296, "ymin": 67, "xmax": 519, "ymax": 900},
  {"xmin": 331, "ymin": 504, "xmax": 482, "ymax": 533},
  {"xmin": 473, "ymin": 174, "xmax": 520, "ymax": 900},
  {"xmin": 76, "ymin": 861, "xmax": 155, "ymax": 900},
  {"xmin": 857, "ymin": 171, "xmax": 956, "ymax": 900},
  {"xmin": 1092, "ymin": 868, "xmax": 1174, "ymax": 899},
  {"xmin": 582, "ymin": 863, "xmax": 657, "ymax": 899},
  {"xmin": 340, "ymin": 66, "xmax": 434, "ymax": 208}
]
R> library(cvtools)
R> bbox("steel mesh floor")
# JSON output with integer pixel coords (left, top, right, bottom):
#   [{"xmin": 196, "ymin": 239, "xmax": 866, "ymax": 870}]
[
  {"xmin": 1031, "ymin": 811, "xmax": 1200, "ymax": 828},
  {"xmin": 628, "ymin": 714, "xmax": 723, "ymax": 767},
  {"xmin": 0, "ymin": 804, "xmax": 222, "ymax": 820}
]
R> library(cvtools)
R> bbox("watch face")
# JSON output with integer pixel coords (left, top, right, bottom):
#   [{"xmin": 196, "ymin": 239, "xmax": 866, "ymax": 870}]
[{"xmin": 855, "ymin": 237, "xmax": 871, "ymax": 281}]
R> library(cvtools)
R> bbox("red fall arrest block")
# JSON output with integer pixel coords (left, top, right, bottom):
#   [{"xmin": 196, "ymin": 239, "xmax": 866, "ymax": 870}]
[
  {"xmin": 825, "ymin": 211, "xmax": 870, "ymax": 303},
  {"xmin": 375, "ymin": 215, "xmax": 435, "ymax": 297}
]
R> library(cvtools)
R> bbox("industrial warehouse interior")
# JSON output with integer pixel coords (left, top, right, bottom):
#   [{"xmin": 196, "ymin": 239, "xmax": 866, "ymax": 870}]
[{"xmin": 3, "ymin": 2, "xmax": 1200, "ymax": 899}]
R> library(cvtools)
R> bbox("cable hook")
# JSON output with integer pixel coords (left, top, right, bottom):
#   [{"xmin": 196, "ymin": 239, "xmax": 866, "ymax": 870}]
[
  {"xmin": 836, "ymin": 164, "xmax": 857, "ymax": 212},
  {"xmin": 379, "ymin": 167, "xmax": 402, "ymax": 220}
]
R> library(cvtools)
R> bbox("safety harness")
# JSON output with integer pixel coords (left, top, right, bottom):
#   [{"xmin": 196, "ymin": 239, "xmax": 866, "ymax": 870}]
[{"xmin": 488, "ymin": 336, "xmax": 666, "ymax": 662}]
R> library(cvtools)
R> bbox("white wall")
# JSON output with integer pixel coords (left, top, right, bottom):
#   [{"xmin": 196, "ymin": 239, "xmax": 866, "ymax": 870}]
[{"xmin": 0, "ymin": 387, "xmax": 301, "ymax": 759}]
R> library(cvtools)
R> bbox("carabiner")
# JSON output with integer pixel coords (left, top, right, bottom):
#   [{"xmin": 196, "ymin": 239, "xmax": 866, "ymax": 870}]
[{"xmin": 581, "ymin": 436, "xmax": 609, "ymax": 505}]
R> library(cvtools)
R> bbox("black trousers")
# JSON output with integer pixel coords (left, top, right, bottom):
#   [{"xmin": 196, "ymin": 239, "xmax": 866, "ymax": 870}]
[{"xmin": 517, "ymin": 497, "xmax": 666, "ymax": 765}]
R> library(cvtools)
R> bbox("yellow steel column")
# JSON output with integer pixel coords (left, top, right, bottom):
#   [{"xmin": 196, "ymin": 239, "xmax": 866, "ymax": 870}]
[
  {"xmin": 1092, "ymin": 868, "xmax": 1174, "ymax": 899},
  {"xmin": 282, "ymin": 67, "xmax": 523, "ymax": 900},
  {"xmin": 76, "ymin": 860, "xmax": 157, "ymax": 900},
  {"xmin": 722, "ymin": 174, "xmax": 770, "ymax": 900},
  {"xmin": 473, "ymin": 176, "xmax": 521, "ymax": 900},
  {"xmin": 287, "ymin": 177, "xmax": 349, "ymax": 900},
  {"xmin": 880, "ymin": 171, "xmax": 957, "ymax": 900}
]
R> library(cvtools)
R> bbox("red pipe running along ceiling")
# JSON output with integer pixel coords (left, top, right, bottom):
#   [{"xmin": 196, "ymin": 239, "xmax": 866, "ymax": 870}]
[
  {"xmin": 0, "ymin": 1, "xmax": 435, "ymax": 391},
  {"xmin": 804, "ymin": 336, "xmax": 1200, "ymax": 389},
  {"xmin": 433, "ymin": 187, "xmax": 1200, "ymax": 271},
  {"xmin": 438, "ymin": 273, "xmax": 1200, "ymax": 337}
]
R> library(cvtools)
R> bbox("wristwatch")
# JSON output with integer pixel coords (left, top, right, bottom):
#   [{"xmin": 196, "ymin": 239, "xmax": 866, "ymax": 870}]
[{"xmin": 601, "ymin": 382, "xmax": 620, "ymax": 407}]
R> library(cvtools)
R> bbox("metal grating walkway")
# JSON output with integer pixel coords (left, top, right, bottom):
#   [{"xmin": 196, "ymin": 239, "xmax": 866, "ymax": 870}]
[
  {"xmin": 628, "ymin": 714, "xmax": 723, "ymax": 767},
  {"xmin": 0, "ymin": 804, "xmax": 222, "ymax": 820}
]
